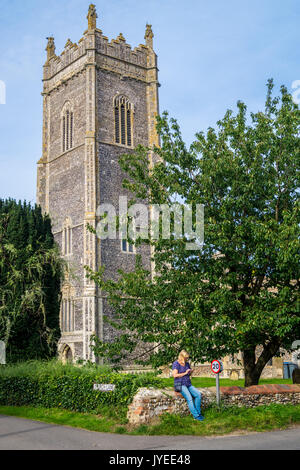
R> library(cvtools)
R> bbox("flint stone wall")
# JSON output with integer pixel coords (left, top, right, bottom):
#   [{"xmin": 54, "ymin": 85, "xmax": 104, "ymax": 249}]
[
  {"xmin": 127, "ymin": 384, "xmax": 300, "ymax": 425},
  {"xmin": 127, "ymin": 387, "xmax": 215, "ymax": 425}
]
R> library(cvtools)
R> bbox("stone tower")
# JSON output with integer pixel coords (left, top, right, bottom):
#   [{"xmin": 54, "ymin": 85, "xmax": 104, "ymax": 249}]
[{"xmin": 37, "ymin": 5, "xmax": 159, "ymax": 362}]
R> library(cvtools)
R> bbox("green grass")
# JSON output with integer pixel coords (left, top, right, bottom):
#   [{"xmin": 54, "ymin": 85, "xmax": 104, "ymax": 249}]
[
  {"xmin": 1, "ymin": 403, "xmax": 300, "ymax": 437},
  {"xmin": 159, "ymin": 377, "xmax": 293, "ymax": 388},
  {"xmin": 131, "ymin": 403, "xmax": 300, "ymax": 436},
  {"xmin": 0, "ymin": 405, "xmax": 128, "ymax": 433}
]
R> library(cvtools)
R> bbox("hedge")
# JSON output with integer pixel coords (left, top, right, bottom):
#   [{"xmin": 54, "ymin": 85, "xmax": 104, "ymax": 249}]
[{"xmin": 0, "ymin": 361, "xmax": 165, "ymax": 413}]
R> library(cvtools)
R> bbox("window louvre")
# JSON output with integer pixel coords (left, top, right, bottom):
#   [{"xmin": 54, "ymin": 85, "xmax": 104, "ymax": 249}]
[
  {"xmin": 114, "ymin": 96, "xmax": 133, "ymax": 146},
  {"xmin": 62, "ymin": 107, "xmax": 74, "ymax": 152},
  {"xmin": 121, "ymin": 104, "xmax": 126, "ymax": 144},
  {"xmin": 63, "ymin": 116, "xmax": 66, "ymax": 152},
  {"xmin": 66, "ymin": 110, "xmax": 69, "ymax": 150},
  {"xmin": 115, "ymin": 107, "xmax": 120, "ymax": 143},
  {"xmin": 70, "ymin": 112, "xmax": 73, "ymax": 149},
  {"xmin": 127, "ymin": 109, "xmax": 131, "ymax": 146}
]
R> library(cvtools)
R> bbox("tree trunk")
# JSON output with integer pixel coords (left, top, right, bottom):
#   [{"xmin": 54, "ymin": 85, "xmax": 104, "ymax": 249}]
[
  {"xmin": 242, "ymin": 340, "xmax": 280, "ymax": 387},
  {"xmin": 243, "ymin": 348, "xmax": 260, "ymax": 387}
]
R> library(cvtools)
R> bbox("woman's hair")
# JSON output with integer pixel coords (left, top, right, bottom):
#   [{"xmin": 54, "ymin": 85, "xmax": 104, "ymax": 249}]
[{"xmin": 178, "ymin": 350, "xmax": 190, "ymax": 364}]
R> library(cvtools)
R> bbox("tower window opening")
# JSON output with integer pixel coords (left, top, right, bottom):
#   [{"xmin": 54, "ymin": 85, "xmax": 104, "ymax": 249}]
[
  {"xmin": 127, "ymin": 109, "xmax": 132, "ymax": 146},
  {"xmin": 114, "ymin": 96, "xmax": 133, "ymax": 147},
  {"xmin": 114, "ymin": 107, "xmax": 120, "ymax": 143},
  {"xmin": 62, "ymin": 217, "xmax": 72, "ymax": 256},
  {"xmin": 70, "ymin": 112, "xmax": 73, "ymax": 148},
  {"xmin": 121, "ymin": 104, "xmax": 126, "ymax": 145},
  {"xmin": 62, "ymin": 106, "xmax": 74, "ymax": 152},
  {"xmin": 62, "ymin": 116, "xmax": 66, "ymax": 152},
  {"xmin": 61, "ymin": 298, "xmax": 75, "ymax": 333},
  {"xmin": 121, "ymin": 239, "xmax": 135, "ymax": 253}
]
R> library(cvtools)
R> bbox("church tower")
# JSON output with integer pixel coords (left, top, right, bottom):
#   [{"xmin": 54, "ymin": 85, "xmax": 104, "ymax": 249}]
[{"xmin": 37, "ymin": 5, "xmax": 159, "ymax": 362}]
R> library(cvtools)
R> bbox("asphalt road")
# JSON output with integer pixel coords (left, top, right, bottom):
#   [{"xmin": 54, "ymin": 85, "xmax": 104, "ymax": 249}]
[{"xmin": 0, "ymin": 415, "xmax": 300, "ymax": 450}]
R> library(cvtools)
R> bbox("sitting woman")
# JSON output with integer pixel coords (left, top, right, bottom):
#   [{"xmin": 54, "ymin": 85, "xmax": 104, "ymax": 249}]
[{"xmin": 172, "ymin": 350, "xmax": 204, "ymax": 421}]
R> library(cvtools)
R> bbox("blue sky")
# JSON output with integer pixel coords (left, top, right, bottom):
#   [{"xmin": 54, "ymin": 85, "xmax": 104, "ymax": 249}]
[{"xmin": 0, "ymin": 0, "xmax": 299, "ymax": 204}]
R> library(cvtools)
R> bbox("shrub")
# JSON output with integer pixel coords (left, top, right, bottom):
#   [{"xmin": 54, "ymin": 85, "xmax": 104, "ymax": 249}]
[{"xmin": 0, "ymin": 360, "xmax": 164, "ymax": 413}]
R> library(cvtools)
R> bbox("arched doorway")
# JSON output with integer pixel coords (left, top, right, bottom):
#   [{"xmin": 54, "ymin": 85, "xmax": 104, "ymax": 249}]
[{"xmin": 61, "ymin": 345, "xmax": 73, "ymax": 364}]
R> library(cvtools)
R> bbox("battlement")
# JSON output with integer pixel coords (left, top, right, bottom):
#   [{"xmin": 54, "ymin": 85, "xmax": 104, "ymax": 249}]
[
  {"xmin": 95, "ymin": 31, "xmax": 149, "ymax": 68},
  {"xmin": 44, "ymin": 37, "xmax": 86, "ymax": 80},
  {"xmin": 43, "ymin": 5, "xmax": 155, "ymax": 89}
]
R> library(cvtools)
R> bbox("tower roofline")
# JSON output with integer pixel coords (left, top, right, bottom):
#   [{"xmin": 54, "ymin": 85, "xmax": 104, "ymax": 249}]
[
  {"xmin": 44, "ymin": 5, "xmax": 155, "ymax": 69},
  {"xmin": 42, "ymin": 7, "xmax": 158, "ymax": 91}
]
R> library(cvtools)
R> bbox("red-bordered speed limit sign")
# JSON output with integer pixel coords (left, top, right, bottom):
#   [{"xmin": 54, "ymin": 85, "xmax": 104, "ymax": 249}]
[{"xmin": 211, "ymin": 359, "xmax": 222, "ymax": 374}]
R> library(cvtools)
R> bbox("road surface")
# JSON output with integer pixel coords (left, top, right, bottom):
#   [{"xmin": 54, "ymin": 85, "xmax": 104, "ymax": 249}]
[{"xmin": 0, "ymin": 414, "xmax": 299, "ymax": 450}]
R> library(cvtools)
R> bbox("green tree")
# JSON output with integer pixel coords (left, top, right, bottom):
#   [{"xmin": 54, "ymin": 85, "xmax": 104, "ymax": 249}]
[
  {"xmin": 0, "ymin": 199, "xmax": 64, "ymax": 362},
  {"xmin": 88, "ymin": 81, "xmax": 300, "ymax": 386}
]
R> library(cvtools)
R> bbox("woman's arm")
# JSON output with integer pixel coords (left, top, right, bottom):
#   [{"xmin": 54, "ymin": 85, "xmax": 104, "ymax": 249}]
[{"xmin": 172, "ymin": 368, "xmax": 190, "ymax": 378}]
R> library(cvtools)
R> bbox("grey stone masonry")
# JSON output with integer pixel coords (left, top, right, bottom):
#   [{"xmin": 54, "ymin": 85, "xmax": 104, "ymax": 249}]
[
  {"xmin": 127, "ymin": 384, "xmax": 300, "ymax": 425},
  {"xmin": 37, "ymin": 6, "xmax": 159, "ymax": 362},
  {"xmin": 127, "ymin": 387, "xmax": 215, "ymax": 425}
]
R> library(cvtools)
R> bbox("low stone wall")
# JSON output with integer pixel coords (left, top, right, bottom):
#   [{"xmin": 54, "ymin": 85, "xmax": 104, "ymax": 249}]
[
  {"xmin": 127, "ymin": 384, "xmax": 300, "ymax": 425},
  {"xmin": 221, "ymin": 384, "xmax": 300, "ymax": 407},
  {"xmin": 127, "ymin": 387, "xmax": 215, "ymax": 425}
]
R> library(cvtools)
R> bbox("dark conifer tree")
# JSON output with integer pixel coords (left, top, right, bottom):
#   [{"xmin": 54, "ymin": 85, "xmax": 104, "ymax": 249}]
[{"xmin": 0, "ymin": 199, "xmax": 63, "ymax": 362}]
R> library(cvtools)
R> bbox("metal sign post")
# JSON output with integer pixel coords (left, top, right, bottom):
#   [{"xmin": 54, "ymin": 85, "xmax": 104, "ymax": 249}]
[
  {"xmin": 211, "ymin": 359, "xmax": 223, "ymax": 407},
  {"xmin": 216, "ymin": 373, "xmax": 220, "ymax": 407}
]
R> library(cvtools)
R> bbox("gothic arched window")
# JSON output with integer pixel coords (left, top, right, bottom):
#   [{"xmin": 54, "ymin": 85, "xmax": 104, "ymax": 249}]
[
  {"xmin": 62, "ymin": 104, "xmax": 74, "ymax": 152},
  {"xmin": 121, "ymin": 239, "xmax": 135, "ymax": 253},
  {"xmin": 114, "ymin": 95, "xmax": 133, "ymax": 147},
  {"xmin": 61, "ymin": 298, "xmax": 75, "ymax": 332},
  {"xmin": 62, "ymin": 217, "xmax": 72, "ymax": 256},
  {"xmin": 61, "ymin": 279, "xmax": 76, "ymax": 333}
]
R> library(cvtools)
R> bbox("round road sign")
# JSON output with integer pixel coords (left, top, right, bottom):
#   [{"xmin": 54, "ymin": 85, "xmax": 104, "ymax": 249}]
[{"xmin": 211, "ymin": 359, "xmax": 222, "ymax": 374}]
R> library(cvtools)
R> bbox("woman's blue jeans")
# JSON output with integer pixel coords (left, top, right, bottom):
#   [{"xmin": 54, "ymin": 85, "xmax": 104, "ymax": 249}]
[{"xmin": 181, "ymin": 385, "xmax": 202, "ymax": 419}]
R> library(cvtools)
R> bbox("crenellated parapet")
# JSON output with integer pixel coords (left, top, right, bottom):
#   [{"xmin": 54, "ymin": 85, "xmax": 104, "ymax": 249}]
[
  {"xmin": 43, "ymin": 37, "xmax": 86, "ymax": 82},
  {"xmin": 43, "ymin": 4, "xmax": 158, "ymax": 95}
]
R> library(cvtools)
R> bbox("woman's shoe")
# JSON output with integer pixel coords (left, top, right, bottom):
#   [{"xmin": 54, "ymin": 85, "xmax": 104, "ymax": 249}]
[{"xmin": 194, "ymin": 415, "xmax": 204, "ymax": 421}]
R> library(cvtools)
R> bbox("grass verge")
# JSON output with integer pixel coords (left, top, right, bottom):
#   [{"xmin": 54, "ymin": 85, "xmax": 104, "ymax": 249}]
[
  {"xmin": 1, "ymin": 403, "xmax": 300, "ymax": 437},
  {"xmin": 131, "ymin": 403, "xmax": 300, "ymax": 436},
  {"xmin": 159, "ymin": 377, "xmax": 293, "ymax": 388},
  {"xmin": 0, "ymin": 405, "xmax": 128, "ymax": 434}
]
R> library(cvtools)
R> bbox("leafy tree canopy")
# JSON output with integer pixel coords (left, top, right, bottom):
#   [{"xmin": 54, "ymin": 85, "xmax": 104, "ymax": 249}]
[{"xmin": 88, "ymin": 80, "xmax": 300, "ymax": 386}]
